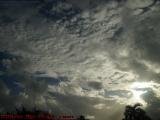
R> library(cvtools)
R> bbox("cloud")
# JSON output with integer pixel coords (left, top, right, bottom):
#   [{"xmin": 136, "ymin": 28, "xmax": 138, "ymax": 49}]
[
  {"xmin": 0, "ymin": 0, "xmax": 160, "ymax": 120},
  {"xmin": 87, "ymin": 81, "xmax": 103, "ymax": 90},
  {"xmin": 142, "ymin": 89, "xmax": 160, "ymax": 120},
  {"xmin": 105, "ymin": 90, "xmax": 132, "ymax": 98}
]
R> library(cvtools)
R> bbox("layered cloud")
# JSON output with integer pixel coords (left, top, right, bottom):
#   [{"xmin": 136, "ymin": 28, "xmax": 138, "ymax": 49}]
[{"xmin": 0, "ymin": 0, "xmax": 160, "ymax": 120}]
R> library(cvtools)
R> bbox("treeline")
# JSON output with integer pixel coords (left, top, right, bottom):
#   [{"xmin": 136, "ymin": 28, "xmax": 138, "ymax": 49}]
[
  {"xmin": 0, "ymin": 106, "xmax": 88, "ymax": 120},
  {"xmin": 0, "ymin": 103, "xmax": 152, "ymax": 120}
]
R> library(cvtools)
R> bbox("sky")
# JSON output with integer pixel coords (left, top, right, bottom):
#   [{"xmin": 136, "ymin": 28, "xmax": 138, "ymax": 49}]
[{"xmin": 0, "ymin": 0, "xmax": 160, "ymax": 120}]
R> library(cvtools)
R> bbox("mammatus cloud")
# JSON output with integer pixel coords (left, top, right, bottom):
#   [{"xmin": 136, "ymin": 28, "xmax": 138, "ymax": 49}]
[{"xmin": 0, "ymin": 0, "xmax": 160, "ymax": 120}]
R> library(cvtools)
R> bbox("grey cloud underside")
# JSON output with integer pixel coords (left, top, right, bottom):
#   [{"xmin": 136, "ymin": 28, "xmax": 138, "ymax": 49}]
[
  {"xmin": 105, "ymin": 90, "xmax": 132, "ymax": 98},
  {"xmin": 87, "ymin": 81, "xmax": 103, "ymax": 90},
  {"xmin": 142, "ymin": 90, "xmax": 160, "ymax": 120},
  {"xmin": 0, "ymin": 0, "xmax": 160, "ymax": 120}
]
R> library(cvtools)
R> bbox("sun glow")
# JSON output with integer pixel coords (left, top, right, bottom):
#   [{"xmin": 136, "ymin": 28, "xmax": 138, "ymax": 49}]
[
  {"xmin": 130, "ymin": 89, "xmax": 147, "ymax": 106},
  {"xmin": 130, "ymin": 82, "xmax": 152, "ymax": 89},
  {"xmin": 129, "ymin": 82, "xmax": 154, "ymax": 106}
]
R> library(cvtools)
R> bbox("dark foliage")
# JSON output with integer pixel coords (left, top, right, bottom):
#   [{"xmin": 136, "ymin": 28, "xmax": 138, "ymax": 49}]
[
  {"xmin": 77, "ymin": 115, "xmax": 88, "ymax": 120},
  {"xmin": 0, "ymin": 106, "xmax": 89, "ymax": 120},
  {"xmin": 122, "ymin": 103, "xmax": 152, "ymax": 120}
]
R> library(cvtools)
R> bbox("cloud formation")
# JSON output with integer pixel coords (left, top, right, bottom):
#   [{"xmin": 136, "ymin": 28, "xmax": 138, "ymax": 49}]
[{"xmin": 0, "ymin": 0, "xmax": 160, "ymax": 120}]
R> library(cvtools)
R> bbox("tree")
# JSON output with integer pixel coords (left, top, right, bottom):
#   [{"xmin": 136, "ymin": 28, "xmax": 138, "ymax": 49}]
[
  {"xmin": 122, "ymin": 103, "xmax": 152, "ymax": 120},
  {"xmin": 77, "ymin": 115, "xmax": 89, "ymax": 120}
]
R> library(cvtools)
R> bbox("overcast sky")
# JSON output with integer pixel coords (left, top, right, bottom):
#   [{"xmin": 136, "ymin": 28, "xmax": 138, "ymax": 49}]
[{"xmin": 0, "ymin": 0, "xmax": 160, "ymax": 120}]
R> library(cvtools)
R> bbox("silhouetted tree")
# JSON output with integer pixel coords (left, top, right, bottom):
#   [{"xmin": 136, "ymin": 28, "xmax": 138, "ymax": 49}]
[
  {"xmin": 0, "ymin": 106, "xmax": 90, "ymax": 120},
  {"xmin": 122, "ymin": 103, "xmax": 152, "ymax": 120},
  {"xmin": 77, "ymin": 115, "xmax": 89, "ymax": 120}
]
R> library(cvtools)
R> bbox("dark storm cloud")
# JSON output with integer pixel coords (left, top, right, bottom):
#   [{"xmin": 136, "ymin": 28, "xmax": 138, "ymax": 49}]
[
  {"xmin": 0, "ymin": 80, "xmax": 18, "ymax": 112},
  {"xmin": 0, "ymin": 51, "xmax": 89, "ymax": 115},
  {"xmin": 0, "ymin": 51, "xmax": 31, "ymax": 74},
  {"xmin": 87, "ymin": 81, "xmax": 103, "ymax": 90},
  {"xmin": 0, "ymin": 15, "xmax": 15, "ymax": 25},
  {"xmin": 49, "ymin": 92, "xmax": 96, "ymax": 114},
  {"xmin": 0, "ymin": 0, "xmax": 121, "ymax": 54},
  {"xmin": 0, "ymin": 51, "xmax": 59, "ymax": 112},
  {"xmin": 0, "ymin": 51, "xmax": 32, "ymax": 86},
  {"xmin": 0, "ymin": 51, "xmax": 31, "ymax": 109},
  {"xmin": 142, "ymin": 90, "xmax": 160, "ymax": 120},
  {"xmin": 39, "ymin": 0, "xmax": 81, "ymax": 22},
  {"xmin": 48, "ymin": 92, "xmax": 118, "ymax": 119},
  {"xmin": 117, "ymin": 59, "xmax": 160, "ymax": 81},
  {"xmin": 34, "ymin": 75, "xmax": 68, "ymax": 85},
  {"xmin": 109, "ymin": 4, "xmax": 160, "ymax": 81},
  {"xmin": 0, "ymin": 50, "xmax": 124, "ymax": 119},
  {"xmin": 132, "ymin": 14, "xmax": 160, "ymax": 64},
  {"xmin": 0, "ymin": 70, "xmax": 53, "ymax": 112},
  {"xmin": 38, "ymin": 0, "xmax": 122, "ymax": 37},
  {"xmin": 0, "ymin": 51, "xmax": 17, "ymax": 71},
  {"xmin": 0, "ymin": 0, "xmax": 40, "ymax": 7}
]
